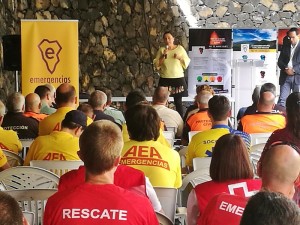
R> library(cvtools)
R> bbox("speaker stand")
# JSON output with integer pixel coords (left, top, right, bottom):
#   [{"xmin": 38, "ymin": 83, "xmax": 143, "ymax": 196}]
[{"xmin": 15, "ymin": 71, "xmax": 19, "ymax": 92}]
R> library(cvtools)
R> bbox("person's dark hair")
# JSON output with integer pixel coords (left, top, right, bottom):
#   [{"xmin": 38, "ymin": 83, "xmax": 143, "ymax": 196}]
[
  {"xmin": 252, "ymin": 86, "xmax": 261, "ymax": 103},
  {"xmin": 163, "ymin": 31, "xmax": 172, "ymax": 38},
  {"xmin": 55, "ymin": 84, "xmax": 76, "ymax": 106},
  {"xmin": 125, "ymin": 104, "xmax": 160, "ymax": 141},
  {"xmin": 286, "ymin": 92, "xmax": 300, "ymax": 139},
  {"xmin": 240, "ymin": 191, "xmax": 300, "ymax": 225},
  {"xmin": 0, "ymin": 191, "xmax": 24, "ymax": 225},
  {"xmin": 77, "ymin": 103, "xmax": 94, "ymax": 119},
  {"xmin": 34, "ymin": 85, "xmax": 51, "ymax": 99},
  {"xmin": 125, "ymin": 90, "xmax": 146, "ymax": 109},
  {"xmin": 210, "ymin": 134, "xmax": 254, "ymax": 181},
  {"xmin": 288, "ymin": 27, "xmax": 299, "ymax": 35},
  {"xmin": 260, "ymin": 83, "xmax": 276, "ymax": 96},
  {"xmin": 79, "ymin": 120, "xmax": 123, "ymax": 175},
  {"xmin": 208, "ymin": 95, "xmax": 231, "ymax": 121}
]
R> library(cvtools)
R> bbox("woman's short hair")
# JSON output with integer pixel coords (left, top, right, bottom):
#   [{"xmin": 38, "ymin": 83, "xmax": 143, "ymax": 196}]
[
  {"xmin": 286, "ymin": 92, "xmax": 300, "ymax": 139},
  {"xmin": 79, "ymin": 120, "xmax": 123, "ymax": 175},
  {"xmin": 196, "ymin": 84, "xmax": 215, "ymax": 95},
  {"xmin": 210, "ymin": 134, "xmax": 254, "ymax": 181},
  {"xmin": 125, "ymin": 104, "xmax": 160, "ymax": 141}
]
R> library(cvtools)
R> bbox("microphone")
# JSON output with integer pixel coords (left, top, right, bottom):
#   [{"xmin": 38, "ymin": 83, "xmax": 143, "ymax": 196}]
[{"xmin": 164, "ymin": 45, "xmax": 169, "ymax": 59}]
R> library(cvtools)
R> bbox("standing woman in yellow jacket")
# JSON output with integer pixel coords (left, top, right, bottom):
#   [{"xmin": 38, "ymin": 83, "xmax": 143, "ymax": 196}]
[{"xmin": 154, "ymin": 31, "xmax": 190, "ymax": 117}]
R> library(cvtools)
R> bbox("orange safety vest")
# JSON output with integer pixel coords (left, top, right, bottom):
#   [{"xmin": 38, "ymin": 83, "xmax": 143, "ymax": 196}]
[{"xmin": 187, "ymin": 109, "xmax": 212, "ymax": 131}]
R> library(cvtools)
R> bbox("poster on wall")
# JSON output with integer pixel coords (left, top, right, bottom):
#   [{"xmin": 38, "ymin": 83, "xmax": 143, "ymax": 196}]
[
  {"xmin": 188, "ymin": 29, "xmax": 232, "ymax": 96},
  {"xmin": 21, "ymin": 20, "xmax": 79, "ymax": 97},
  {"xmin": 232, "ymin": 29, "xmax": 277, "ymax": 86}
]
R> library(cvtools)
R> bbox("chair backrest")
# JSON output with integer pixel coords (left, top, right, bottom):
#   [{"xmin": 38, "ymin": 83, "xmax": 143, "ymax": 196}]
[
  {"xmin": 250, "ymin": 143, "xmax": 266, "ymax": 153},
  {"xmin": 156, "ymin": 211, "xmax": 173, "ymax": 225},
  {"xmin": 180, "ymin": 168, "xmax": 211, "ymax": 191},
  {"xmin": 5, "ymin": 189, "xmax": 57, "ymax": 225},
  {"xmin": 188, "ymin": 131, "xmax": 201, "ymax": 142},
  {"xmin": 166, "ymin": 127, "xmax": 176, "ymax": 133},
  {"xmin": 30, "ymin": 160, "xmax": 84, "ymax": 177},
  {"xmin": 192, "ymin": 157, "xmax": 211, "ymax": 171},
  {"xmin": 0, "ymin": 166, "xmax": 59, "ymax": 190},
  {"xmin": 154, "ymin": 187, "xmax": 178, "ymax": 224},
  {"xmin": 250, "ymin": 148, "xmax": 264, "ymax": 177},
  {"xmin": 250, "ymin": 133, "xmax": 271, "ymax": 145},
  {"xmin": 163, "ymin": 131, "xmax": 175, "ymax": 148},
  {"xmin": 23, "ymin": 211, "xmax": 35, "ymax": 225},
  {"xmin": 2, "ymin": 149, "xmax": 24, "ymax": 167},
  {"xmin": 20, "ymin": 139, "xmax": 34, "ymax": 159}
]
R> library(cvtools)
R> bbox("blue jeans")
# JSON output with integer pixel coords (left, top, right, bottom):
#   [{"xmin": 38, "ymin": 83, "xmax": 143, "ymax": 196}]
[{"xmin": 278, "ymin": 75, "xmax": 300, "ymax": 107}]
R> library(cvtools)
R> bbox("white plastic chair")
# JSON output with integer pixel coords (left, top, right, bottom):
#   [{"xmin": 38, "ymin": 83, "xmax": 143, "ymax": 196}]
[
  {"xmin": 250, "ymin": 133, "xmax": 272, "ymax": 145},
  {"xmin": 20, "ymin": 139, "xmax": 34, "ymax": 159},
  {"xmin": 154, "ymin": 187, "xmax": 178, "ymax": 224},
  {"xmin": 188, "ymin": 131, "xmax": 201, "ymax": 142},
  {"xmin": 250, "ymin": 147, "xmax": 264, "ymax": 177},
  {"xmin": 2, "ymin": 149, "xmax": 24, "ymax": 166},
  {"xmin": 30, "ymin": 160, "xmax": 83, "ymax": 177},
  {"xmin": 0, "ymin": 166, "xmax": 59, "ymax": 190},
  {"xmin": 250, "ymin": 143, "xmax": 266, "ymax": 153},
  {"xmin": 192, "ymin": 157, "xmax": 211, "ymax": 171},
  {"xmin": 5, "ymin": 189, "xmax": 57, "ymax": 225},
  {"xmin": 163, "ymin": 131, "xmax": 175, "ymax": 148},
  {"xmin": 23, "ymin": 211, "xmax": 35, "ymax": 225}
]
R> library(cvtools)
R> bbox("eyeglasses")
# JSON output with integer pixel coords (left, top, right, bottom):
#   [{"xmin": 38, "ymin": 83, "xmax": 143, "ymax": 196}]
[{"xmin": 268, "ymin": 141, "xmax": 300, "ymax": 155}]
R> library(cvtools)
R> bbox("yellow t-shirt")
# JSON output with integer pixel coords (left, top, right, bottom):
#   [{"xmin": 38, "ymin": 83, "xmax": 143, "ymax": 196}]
[
  {"xmin": 24, "ymin": 131, "xmax": 80, "ymax": 165},
  {"xmin": 0, "ymin": 127, "xmax": 22, "ymax": 153},
  {"xmin": 0, "ymin": 149, "xmax": 8, "ymax": 167},
  {"xmin": 121, "ymin": 140, "xmax": 182, "ymax": 188},
  {"xmin": 153, "ymin": 45, "xmax": 190, "ymax": 78},
  {"xmin": 39, "ymin": 107, "xmax": 93, "ymax": 136},
  {"xmin": 122, "ymin": 123, "xmax": 171, "ymax": 148}
]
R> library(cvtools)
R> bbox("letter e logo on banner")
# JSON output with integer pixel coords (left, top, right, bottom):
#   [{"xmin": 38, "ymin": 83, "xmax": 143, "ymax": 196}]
[{"xmin": 38, "ymin": 39, "xmax": 62, "ymax": 74}]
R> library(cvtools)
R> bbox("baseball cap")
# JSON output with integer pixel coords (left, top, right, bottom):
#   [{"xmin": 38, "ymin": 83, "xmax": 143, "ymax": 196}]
[{"xmin": 63, "ymin": 110, "xmax": 87, "ymax": 128}]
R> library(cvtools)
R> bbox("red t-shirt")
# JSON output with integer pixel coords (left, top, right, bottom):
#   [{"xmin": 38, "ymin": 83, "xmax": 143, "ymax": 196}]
[
  {"xmin": 195, "ymin": 179, "xmax": 261, "ymax": 216},
  {"xmin": 44, "ymin": 183, "xmax": 159, "ymax": 225},
  {"xmin": 198, "ymin": 193, "xmax": 248, "ymax": 225},
  {"xmin": 58, "ymin": 165, "xmax": 147, "ymax": 197}
]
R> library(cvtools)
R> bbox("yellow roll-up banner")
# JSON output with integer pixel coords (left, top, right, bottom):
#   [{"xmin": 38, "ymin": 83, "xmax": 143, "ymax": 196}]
[{"xmin": 21, "ymin": 20, "xmax": 79, "ymax": 97}]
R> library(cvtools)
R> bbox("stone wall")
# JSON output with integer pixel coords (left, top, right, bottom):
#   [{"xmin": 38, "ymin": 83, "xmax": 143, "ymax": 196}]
[{"xmin": 0, "ymin": 0, "xmax": 299, "ymax": 99}]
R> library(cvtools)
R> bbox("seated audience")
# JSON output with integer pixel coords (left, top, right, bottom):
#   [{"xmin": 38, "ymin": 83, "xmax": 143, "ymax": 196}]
[
  {"xmin": 24, "ymin": 93, "xmax": 48, "ymax": 121},
  {"xmin": 122, "ymin": 90, "xmax": 170, "ymax": 147},
  {"xmin": 77, "ymin": 103, "xmax": 95, "ymax": 120},
  {"xmin": 240, "ymin": 191, "xmax": 300, "ymax": 225},
  {"xmin": 181, "ymin": 90, "xmax": 213, "ymax": 146},
  {"xmin": 187, "ymin": 134, "xmax": 261, "ymax": 225},
  {"xmin": 34, "ymin": 85, "xmax": 56, "ymax": 115},
  {"xmin": 101, "ymin": 88, "xmax": 125, "ymax": 126},
  {"xmin": 88, "ymin": 90, "xmax": 115, "ymax": 123},
  {"xmin": 198, "ymin": 142, "xmax": 300, "ymax": 225},
  {"xmin": 39, "ymin": 83, "xmax": 92, "ymax": 136},
  {"xmin": 186, "ymin": 95, "xmax": 250, "ymax": 169},
  {"xmin": 243, "ymin": 83, "xmax": 286, "ymax": 116},
  {"xmin": 2, "ymin": 92, "xmax": 39, "ymax": 139},
  {"xmin": 24, "ymin": 110, "xmax": 86, "ymax": 165},
  {"xmin": 238, "ymin": 91, "xmax": 286, "ymax": 134},
  {"xmin": 44, "ymin": 120, "xmax": 159, "ymax": 225},
  {"xmin": 121, "ymin": 104, "xmax": 182, "ymax": 188},
  {"xmin": 0, "ymin": 100, "xmax": 22, "ymax": 154},
  {"xmin": 0, "ymin": 191, "xmax": 29, "ymax": 225},
  {"xmin": 236, "ymin": 86, "xmax": 260, "ymax": 122},
  {"xmin": 183, "ymin": 84, "xmax": 215, "ymax": 122},
  {"xmin": 152, "ymin": 86, "xmax": 183, "ymax": 138}
]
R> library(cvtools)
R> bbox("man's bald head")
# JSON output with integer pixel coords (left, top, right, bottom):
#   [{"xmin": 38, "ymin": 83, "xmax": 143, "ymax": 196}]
[
  {"xmin": 153, "ymin": 86, "xmax": 169, "ymax": 104},
  {"xmin": 55, "ymin": 83, "xmax": 76, "ymax": 107},
  {"xmin": 257, "ymin": 91, "xmax": 275, "ymax": 112},
  {"xmin": 25, "ymin": 93, "xmax": 41, "ymax": 113},
  {"xmin": 260, "ymin": 144, "xmax": 300, "ymax": 199}
]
